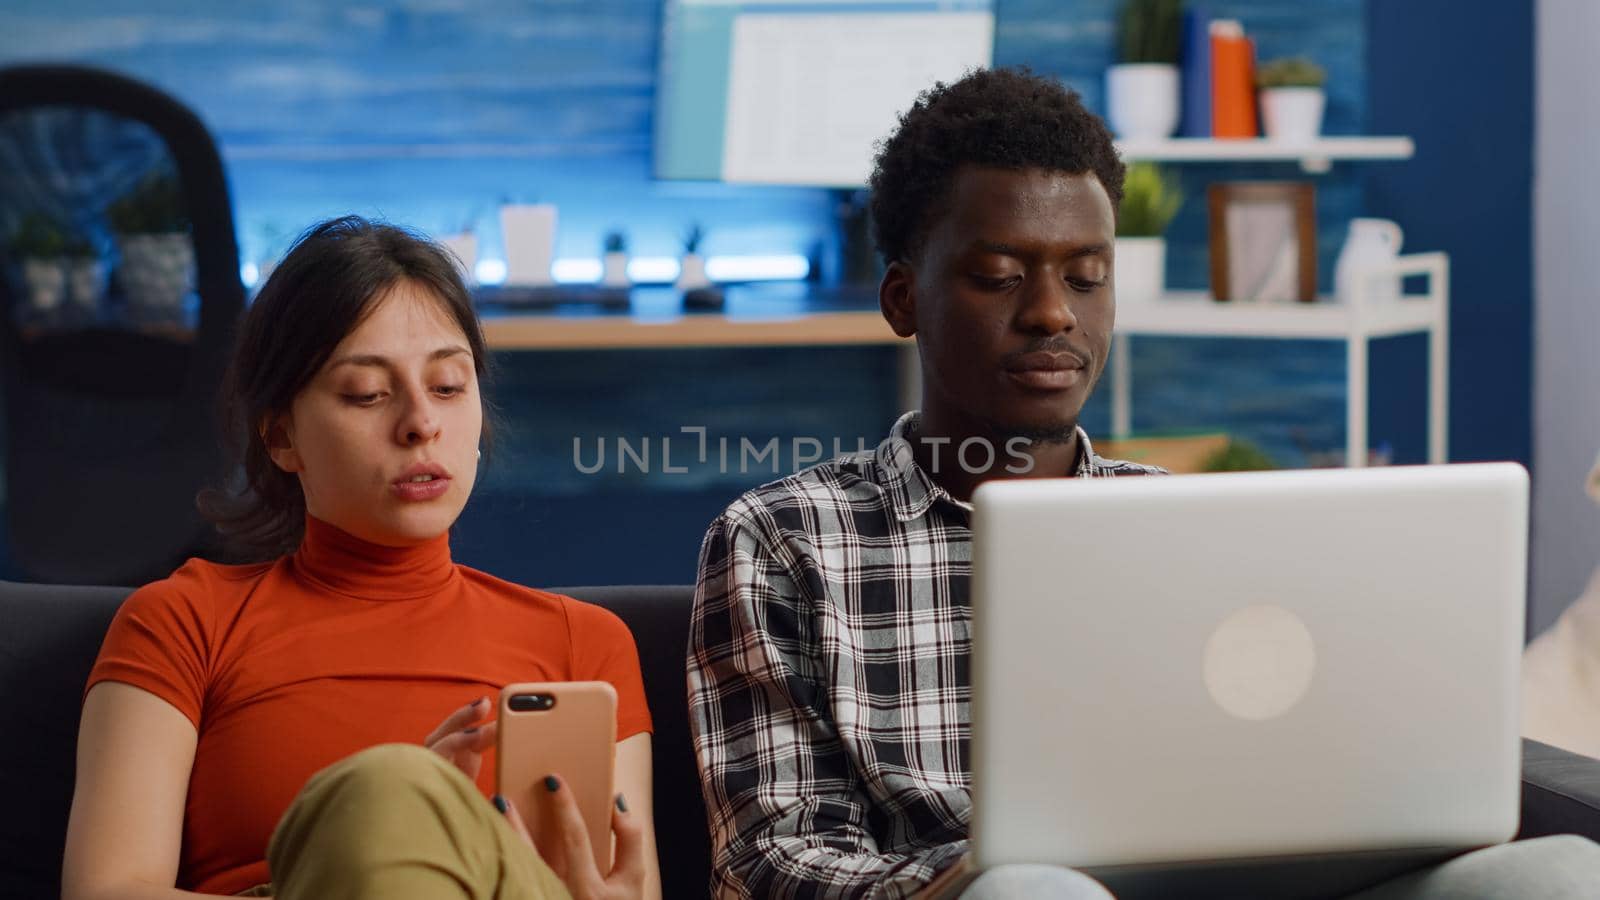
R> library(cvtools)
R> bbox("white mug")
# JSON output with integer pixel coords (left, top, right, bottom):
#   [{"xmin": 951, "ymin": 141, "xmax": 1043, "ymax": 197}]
[{"xmin": 1335, "ymin": 217, "xmax": 1404, "ymax": 304}]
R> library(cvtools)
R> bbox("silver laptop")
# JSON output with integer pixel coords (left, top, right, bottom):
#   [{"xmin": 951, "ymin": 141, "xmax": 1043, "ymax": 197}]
[{"xmin": 969, "ymin": 464, "xmax": 1527, "ymax": 898}]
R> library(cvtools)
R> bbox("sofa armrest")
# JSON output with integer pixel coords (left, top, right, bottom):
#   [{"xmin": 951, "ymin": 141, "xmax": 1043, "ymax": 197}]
[{"xmin": 1521, "ymin": 738, "xmax": 1600, "ymax": 842}]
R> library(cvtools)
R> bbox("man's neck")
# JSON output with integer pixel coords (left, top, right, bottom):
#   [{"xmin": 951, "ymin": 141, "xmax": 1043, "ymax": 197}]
[{"xmin": 910, "ymin": 408, "xmax": 1082, "ymax": 504}]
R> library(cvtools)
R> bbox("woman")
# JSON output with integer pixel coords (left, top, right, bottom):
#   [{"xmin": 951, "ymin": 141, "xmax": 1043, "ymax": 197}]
[{"xmin": 62, "ymin": 217, "xmax": 659, "ymax": 900}]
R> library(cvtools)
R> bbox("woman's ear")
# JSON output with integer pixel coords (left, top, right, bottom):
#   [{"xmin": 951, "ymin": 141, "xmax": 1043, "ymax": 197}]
[
  {"xmin": 879, "ymin": 260, "xmax": 918, "ymax": 339},
  {"xmin": 262, "ymin": 414, "xmax": 303, "ymax": 474}
]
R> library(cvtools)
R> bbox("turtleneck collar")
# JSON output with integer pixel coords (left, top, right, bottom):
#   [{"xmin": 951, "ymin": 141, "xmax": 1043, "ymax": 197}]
[{"xmin": 290, "ymin": 515, "xmax": 457, "ymax": 601}]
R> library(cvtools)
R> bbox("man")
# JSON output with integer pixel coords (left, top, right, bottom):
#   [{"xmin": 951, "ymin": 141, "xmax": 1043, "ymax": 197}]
[{"xmin": 687, "ymin": 67, "xmax": 1600, "ymax": 899}]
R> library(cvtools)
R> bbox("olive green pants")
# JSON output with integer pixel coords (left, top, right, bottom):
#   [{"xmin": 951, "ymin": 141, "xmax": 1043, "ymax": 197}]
[{"xmin": 249, "ymin": 743, "xmax": 571, "ymax": 900}]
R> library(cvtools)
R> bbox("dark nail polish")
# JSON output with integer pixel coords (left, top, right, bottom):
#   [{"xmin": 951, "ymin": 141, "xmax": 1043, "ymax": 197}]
[
  {"xmin": 615, "ymin": 794, "xmax": 628, "ymax": 813},
  {"xmin": 492, "ymin": 794, "xmax": 508, "ymax": 815},
  {"xmin": 544, "ymin": 775, "xmax": 559, "ymax": 792},
  {"xmin": 468, "ymin": 697, "xmax": 483, "ymax": 710}
]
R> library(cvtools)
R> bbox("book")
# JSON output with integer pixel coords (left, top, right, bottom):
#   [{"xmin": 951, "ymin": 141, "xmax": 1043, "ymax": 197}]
[
  {"xmin": 1210, "ymin": 19, "xmax": 1259, "ymax": 138},
  {"xmin": 1179, "ymin": 6, "xmax": 1213, "ymax": 137}
]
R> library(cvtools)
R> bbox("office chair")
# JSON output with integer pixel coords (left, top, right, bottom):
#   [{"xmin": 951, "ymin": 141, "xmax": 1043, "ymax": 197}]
[{"xmin": 0, "ymin": 65, "xmax": 242, "ymax": 584}]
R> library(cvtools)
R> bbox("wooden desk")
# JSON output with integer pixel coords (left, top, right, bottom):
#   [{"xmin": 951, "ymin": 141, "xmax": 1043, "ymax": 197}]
[
  {"xmin": 476, "ymin": 293, "xmax": 918, "ymax": 409},
  {"xmin": 477, "ymin": 284, "xmax": 902, "ymax": 350},
  {"xmin": 20, "ymin": 285, "xmax": 905, "ymax": 350},
  {"xmin": 480, "ymin": 308, "xmax": 904, "ymax": 350}
]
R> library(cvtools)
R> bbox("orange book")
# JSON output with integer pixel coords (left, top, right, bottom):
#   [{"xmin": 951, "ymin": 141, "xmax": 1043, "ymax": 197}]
[{"xmin": 1210, "ymin": 20, "xmax": 1258, "ymax": 138}]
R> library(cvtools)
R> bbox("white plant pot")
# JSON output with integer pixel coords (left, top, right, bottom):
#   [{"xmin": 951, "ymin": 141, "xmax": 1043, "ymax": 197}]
[
  {"xmin": 601, "ymin": 251, "xmax": 630, "ymax": 288},
  {"xmin": 675, "ymin": 252, "xmax": 710, "ymax": 291},
  {"xmin": 1114, "ymin": 237, "xmax": 1167, "ymax": 303},
  {"xmin": 117, "ymin": 232, "xmax": 194, "ymax": 315},
  {"xmin": 1105, "ymin": 64, "xmax": 1181, "ymax": 141},
  {"xmin": 67, "ymin": 258, "xmax": 107, "ymax": 310},
  {"xmin": 1260, "ymin": 87, "xmax": 1326, "ymax": 142},
  {"xmin": 21, "ymin": 258, "xmax": 66, "ymax": 311}
]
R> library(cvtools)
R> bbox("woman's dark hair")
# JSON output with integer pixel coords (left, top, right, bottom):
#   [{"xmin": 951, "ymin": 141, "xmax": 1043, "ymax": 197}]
[
  {"xmin": 199, "ymin": 216, "xmax": 492, "ymax": 560},
  {"xmin": 869, "ymin": 66, "xmax": 1126, "ymax": 267}
]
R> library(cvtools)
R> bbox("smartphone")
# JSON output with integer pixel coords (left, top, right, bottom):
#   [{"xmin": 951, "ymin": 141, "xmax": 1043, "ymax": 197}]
[{"xmin": 496, "ymin": 681, "xmax": 617, "ymax": 873}]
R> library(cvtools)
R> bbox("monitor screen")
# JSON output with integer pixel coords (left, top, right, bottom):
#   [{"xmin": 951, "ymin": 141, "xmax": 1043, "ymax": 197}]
[{"xmin": 655, "ymin": 0, "xmax": 996, "ymax": 187}]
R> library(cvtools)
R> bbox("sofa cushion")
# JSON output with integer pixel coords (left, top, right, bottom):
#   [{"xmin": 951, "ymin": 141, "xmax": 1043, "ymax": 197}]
[
  {"xmin": 558, "ymin": 585, "xmax": 709, "ymax": 899},
  {"xmin": 9, "ymin": 577, "xmax": 1600, "ymax": 900},
  {"xmin": 0, "ymin": 580, "xmax": 130, "ymax": 899},
  {"xmin": 1520, "ymin": 738, "xmax": 1600, "ymax": 844},
  {"xmin": 0, "ymin": 580, "xmax": 711, "ymax": 899}
]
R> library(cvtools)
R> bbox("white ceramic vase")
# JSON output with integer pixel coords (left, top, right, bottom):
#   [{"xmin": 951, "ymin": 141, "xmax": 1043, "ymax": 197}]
[
  {"xmin": 67, "ymin": 258, "xmax": 107, "ymax": 310},
  {"xmin": 21, "ymin": 258, "xmax": 65, "ymax": 311},
  {"xmin": 117, "ymin": 232, "xmax": 194, "ymax": 316},
  {"xmin": 1105, "ymin": 64, "xmax": 1181, "ymax": 141},
  {"xmin": 601, "ymin": 251, "xmax": 630, "ymax": 288},
  {"xmin": 1114, "ymin": 237, "xmax": 1166, "ymax": 302},
  {"xmin": 675, "ymin": 252, "xmax": 710, "ymax": 291},
  {"xmin": 1260, "ymin": 87, "xmax": 1326, "ymax": 142},
  {"xmin": 500, "ymin": 204, "xmax": 557, "ymax": 287}
]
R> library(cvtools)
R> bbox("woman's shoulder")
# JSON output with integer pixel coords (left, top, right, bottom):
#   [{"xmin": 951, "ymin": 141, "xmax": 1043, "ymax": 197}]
[
  {"xmin": 122, "ymin": 557, "xmax": 278, "ymax": 616},
  {"xmin": 455, "ymin": 565, "xmax": 568, "ymax": 609},
  {"xmin": 95, "ymin": 557, "xmax": 283, "ymax": 699},
  {"xmin": 455, "ymin": 567, "xmax": 633, "ymax": 641},
  {"xmin": 114, "ymin": 554, "xmax": 278, "ymax": 630}
]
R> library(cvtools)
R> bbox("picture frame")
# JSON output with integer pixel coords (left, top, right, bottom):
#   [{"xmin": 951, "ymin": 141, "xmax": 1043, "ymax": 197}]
[{"xmin": 1207, "ymin": 182, "xmax": 1317, "ymax": 303}]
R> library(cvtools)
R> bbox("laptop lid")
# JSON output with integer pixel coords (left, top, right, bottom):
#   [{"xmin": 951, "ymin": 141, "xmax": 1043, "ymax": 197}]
[{"xmin": 968, "ymin": 464, "xmax": 1527, "ymax": 871}]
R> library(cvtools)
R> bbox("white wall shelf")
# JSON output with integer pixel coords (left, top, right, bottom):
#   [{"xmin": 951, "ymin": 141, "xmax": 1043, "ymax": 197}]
[
  {"xmin": 1115, "ymin": 137, "xmax": 1415, "ymax": 173},
  {"xmin": 1110, "ymin": 252, "xmax": 1450, "ymax": 468}
]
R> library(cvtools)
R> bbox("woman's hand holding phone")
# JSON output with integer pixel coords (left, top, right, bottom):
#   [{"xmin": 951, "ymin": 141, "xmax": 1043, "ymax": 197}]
[
  {"xmin": 423, "ymin": 695, "xmax": 497, "ymax": 781},
  {"xmin": 424, "ymin": 686, "xmax": 647, "ymax": 898},
  {"xmin": 496, "ymin": 776, "xmax": 648, "ymax": 900}
]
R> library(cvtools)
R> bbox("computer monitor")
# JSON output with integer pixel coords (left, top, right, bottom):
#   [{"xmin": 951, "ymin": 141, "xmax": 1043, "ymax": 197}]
[{"xmin": 654, "ymin": 0, "xmax": 995, "ymax": 187}]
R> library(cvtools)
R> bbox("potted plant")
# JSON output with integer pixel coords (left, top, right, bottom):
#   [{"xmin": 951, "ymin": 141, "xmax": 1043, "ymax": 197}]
[
  {"xmin": 8, "ymin": 213, "xmax": 69, "ymax": 313},
  {"xmin": 675, "ymin": 223, "xmax": 711, "ymax": 291},
  {"xmin": 1106, "ymin": 0, "xmax": 1184, "ymax": 141},
  {"xmin": 1257, "ymin": 57, "xmax": 1327, "ymax": 142},
  {"xmin": 62, "ymin": 232, "xmax": 106, "ymax": 313},
  {"xmin": 601, "ymin": 229, "xmax": 629, "ymax": 288},
  {"xmin": 1201, "ymin": 438, "xmax": 1278, "ymax": 472},
  {"xmin": 1115, "ymin": 162, "xmax": 1182, "ymax": 302},
  {"xmin": 108, "ymin": 170, "xmax": 193, "ymax": 318}
]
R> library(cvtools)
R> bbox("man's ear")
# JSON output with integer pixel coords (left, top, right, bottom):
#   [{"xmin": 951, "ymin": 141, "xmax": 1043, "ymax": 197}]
[
  {"xmin": 262, "ymin": 414, "xmax": 303, "ymax": 474},
  {"xmin": 879, "ymin": 260, "xmax": 918, "ymax": 339}
]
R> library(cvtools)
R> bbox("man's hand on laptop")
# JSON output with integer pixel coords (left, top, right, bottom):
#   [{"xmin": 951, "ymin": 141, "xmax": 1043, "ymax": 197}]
[{"xmin": 913, "ymin": 852, "xmax": 975, "ymax": 900}]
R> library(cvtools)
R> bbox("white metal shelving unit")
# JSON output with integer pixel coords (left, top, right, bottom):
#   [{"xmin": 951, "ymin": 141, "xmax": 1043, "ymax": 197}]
[
  {"xmin": 1110, "ymin": 252, "xmax": 1449, "ymax": 467},
  {"xmin": 1115, "ymin": 136, "xmax": 1415, "ymax": 173}
]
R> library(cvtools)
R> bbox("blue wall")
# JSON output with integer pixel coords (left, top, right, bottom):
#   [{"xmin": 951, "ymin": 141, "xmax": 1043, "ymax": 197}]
[
  {"xmin": 1366, "ymin": 0, "xmax": 1533, "ymax": 468},
  {"xmin": 2, "ymin": 1, "xmax": 1523, "ymax": 585},
  {"xmin": 2, "ymin": 1, "xmax": 1368, "ymax": 287},
  {"xmin": 0, "ymin": 0, "xmax": 835, "ymax": 266}
]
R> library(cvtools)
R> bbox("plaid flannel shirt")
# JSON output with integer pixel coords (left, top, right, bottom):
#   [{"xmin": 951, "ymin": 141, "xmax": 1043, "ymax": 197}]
[{"xmin": 687, "ymin": 412, "xmax": 1164, "ymax": 899}]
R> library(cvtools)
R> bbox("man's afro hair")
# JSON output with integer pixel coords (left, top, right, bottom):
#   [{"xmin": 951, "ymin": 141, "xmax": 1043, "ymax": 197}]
[{"xmin": 868, "ymin": 67, "xmax": 1125, "ymax": 266}]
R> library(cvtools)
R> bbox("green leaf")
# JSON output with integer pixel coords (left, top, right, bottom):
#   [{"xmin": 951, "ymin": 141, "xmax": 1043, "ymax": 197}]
[
  {"xmin": 108, "ymin": 170, "xmax": 190, "ymax": 235},
  {"xmin": 1116, "ymin": 162, "xmax": 1183, "ymax": 238},
  {"xmin": 1257, "ymin": 57, "xmax": 1326, "ymax": 89},
  {"xmin": 1117, "ymin": 0, "xmax": 1184, "ymax": 64}
]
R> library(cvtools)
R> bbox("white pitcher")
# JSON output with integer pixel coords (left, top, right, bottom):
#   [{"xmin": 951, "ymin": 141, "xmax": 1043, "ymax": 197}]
[{"xmin": 1335, "ymin": 218, "xmax": 1404, "ymax": 304}]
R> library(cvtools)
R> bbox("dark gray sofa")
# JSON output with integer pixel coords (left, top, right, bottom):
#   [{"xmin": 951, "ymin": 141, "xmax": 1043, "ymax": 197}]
[
  {"xmin": 4, "ymin": 580, "xmax": 1599, "ymax": 900},
  {"xmin": 0, "ymin": 581, "xmax": 708, "ymax": 900}
]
